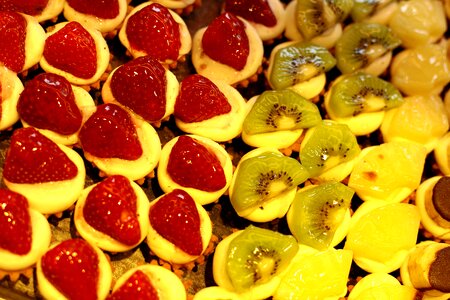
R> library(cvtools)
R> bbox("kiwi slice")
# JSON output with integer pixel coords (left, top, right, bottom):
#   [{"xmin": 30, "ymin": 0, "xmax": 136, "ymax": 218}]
[
  {"xmin": 327, "ymin": 72, "xmax": 404, "ymax": 118},
  {"xmin": 335, "ymin": 23, "xmax": 401, "ymax": 74},
  {"xmin": 351, "ymin": 0, "xmax": 394, "ymax": 22},
  {"xmin": 300, "ymin": 120, "xmax": 361, "ymax": 177},
  {"xmin": 269, "ymin": 41, "xmax": 336, "ymax": 90},
  {"xmin": 243, "ymin": 89, "xmax": 322, "ymax": 135},
  {"xmin": 231, "ymin": 150, "xmax": 309, "ymax": 216},
  {"xmin": 226, "ymin": 225, "xmax": 299, "ymax": 292},
  {"xmin": 296, "ymin": 0, "xmax": 353, "ymax": 40},
  {"xmin": 288, "ymin": 181, "xmax": 354, "ymax": 250}
]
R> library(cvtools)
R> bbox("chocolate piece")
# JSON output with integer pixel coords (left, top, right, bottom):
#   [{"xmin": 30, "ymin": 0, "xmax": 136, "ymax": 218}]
[
  {"xmin": 432, "ymin": 176, "xmax": 450, "ymax": 221},
  {"xmin": 429, "ymin": 246, "xmax": 450, "ymax": 293}
]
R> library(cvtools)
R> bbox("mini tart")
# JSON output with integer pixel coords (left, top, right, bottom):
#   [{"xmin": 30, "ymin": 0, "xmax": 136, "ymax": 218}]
[
  {"xmin": 20, "ymin": 84, "xmax": 95, "ymax": 146},
  {"xmin": 63, "ymin": 0, "xmax": 128, "ymax": 34},
  {"xmin": 74, "ymin": 177, "xmax": 150, "ymax": 253},
  {"xmin": 118, "ymin": 2, "xmax": 192, "ymax": 67},
  {"xmin": 415, "ymin": 176, "xmax": 450, "ymax": 240},
  {"xmin": 157, "ymin": 134, "xmax": 233, "ymax": 205},
  {"xmin": 400, "ymin": 241, "xmax": 450, "ymax": 297},
  {"xmin": 40, "ymin": 21, "xmax": 110, "ymax": 86},
  {"xmin": 174, "ymin": 77, "xmax": 249, "ymax": 142},
  {"xmin": 284, "ymin": 0, "xmax": 343, "ymax": 49},
  {"xmin": 110, "ymin": 265, "xmax": 187, "ymax": 299},
  {"xmin": 0, "ymin": 0, "xmax": 66, "ymax": 23},
  {"xmin": 191, "ymin": 14, "xmax": 264, "ymax": 87},
  {"xmin": 434, "ymin": 132, "xmax": 450, "ymax": 176},
  {"xmin": 0, "ymin": 66, "xmax": 23, "ymax": 131},
  {"xmin": 147, "ymin": 190, "xmax": 213, "ymax": 264}
]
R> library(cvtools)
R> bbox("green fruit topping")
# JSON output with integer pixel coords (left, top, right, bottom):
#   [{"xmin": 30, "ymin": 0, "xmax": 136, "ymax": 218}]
[
  {"xmin": 226, "ymin": 225, "xmax": 299, "ymax": 292},
  {"xmin": 288, "ymin": 181, "xmax": 354, "ymax": 250},
  {"xmin": 243, "ymin": 89, "xmax": 322, "ymax": 135},
  {"xmin": 269, "ymin": 42, "xmax": 336, "ymax": 90},
  {"xmin": 351, "ymin": 0, "xmax": 395, "ymax": 21}
]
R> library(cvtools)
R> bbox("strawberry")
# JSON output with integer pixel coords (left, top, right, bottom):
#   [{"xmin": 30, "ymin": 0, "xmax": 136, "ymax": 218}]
[
  {"xmin": 79, "ymin": 103, "xmax": 143, "ymax": 160},
  {"xmin": 17, "ymin": 73, "xmax": 83, "ymax": 135},
  {"xmin": 149, "ymin": 189, "xmax": 203, "ymax": 256},
  {"xmin": 0, "ymin": 189, "xmax": 32, "ymax": 255},
  {"xmin": 43, "ymin": 21, "xmax": 97, "ymax": 79},
  {"xmin": 0, "ymin": 0, "xmax": 49, "ymax": 16},
  {"xmin": 174, "ymin": 74, "xmax": 232, "ymax": 123},
  {"xmin": 224, "ymin": 0, "xmax": 277, "ymax": 27},
  {"xmin": 110, "ymin": 56, "xmax": 167, "ymax": 122},
  {"xmin": 83, "ymin": 175, "xmax": 141, "ymax": 246},
  {"xmin": 0, "ymin": 11, "xmax": 26, "ymax": 73},
  {"xmin": 107, "ymin": 270, "xmax": 158, "ymax": 300},
  {"xmin": 3, "ymin": 127, "xmax": 78, "ymax": 184},
  {"xmin": 167, "ymin": 135, "xmax": 226, "ymax": 192},
  {"xmin": 41, "ymin": 238, "xmax": 100, "ymax": 300},
  {"xmin": 66, "ymin": 0, "xmax": 120, "ymax": 19},
  {"xmin": 125, "ymin": 3, "xmax": 181, "ymax": 62},
  {"xmin": 202, "ymin": 12, "xmax": 250, "ymax": 71}
]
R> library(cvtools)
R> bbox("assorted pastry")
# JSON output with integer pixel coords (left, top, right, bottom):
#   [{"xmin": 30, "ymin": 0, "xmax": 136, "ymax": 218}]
[{"xmin": 1, "ymin": 0, "xmax": 450, "ymax": 299}]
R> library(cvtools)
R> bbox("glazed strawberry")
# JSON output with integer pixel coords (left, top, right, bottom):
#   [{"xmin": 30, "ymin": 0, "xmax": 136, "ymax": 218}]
[
  {"xmin": 66, "ymin": 0, "xmax": 120, "ymax": 19},
  {"xmin": 174, "ymin": 74, "xmax": 231, "ymax": 123},
  {"xmin": 43, "ymin": 21, "xmax": 97, "ymax": 79},
  {"xmin": 41, "ymin": 239, "xmax": 100, "ymax": 300},
  {"xmin": 110, "ymin": 56, "xmax": 167, "ymax": 122},
  {"xmin": 167, "ymin": 136, "xmax": 226, "ymax": 192},
  {"xmin": 83, "ymin": 175, "xmax": 141, "ymax": 246},
  {"xmin": 79, "ymin": 103, "xmax": 143, "ymax": 160},
  {"xmin": 202, "ymin": 12, "xmax": 249, "ymax": 71},
  {"xmin": 3, "ymin": 127, "xmax": 78, "ymax": 184},
  {"xmin": 125, "ymin": 3, "xmax": 181, "ymax": 62},
  {"xmin": 0, "ymin": 0, "xmax": 49, "ymax": 16},
  {"xmin": 0, "ymin": 11, "xmax": 26, "ymax": 73},
  {"xmin": 17, "ymin": 73, "xmax": 82, "ymax": 135},
  {"xmin": 0, "ymin": 189, "xmax": 32, "ymax": 255},
  {"xmin": 107, "ymin": 270, "xmax": 158, "ymax": 300},
  {"xmin": 224, "ymin": 0, "xmax": 277, "ymax": 27},
  {"xmin": 150, "ymin": 189, "xmax": 202, "ymax": 255}
]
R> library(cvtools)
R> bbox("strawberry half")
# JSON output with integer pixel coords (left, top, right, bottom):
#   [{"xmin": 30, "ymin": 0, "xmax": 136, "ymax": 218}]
[
  {"xmin": 224, "ymin": 0, "xmax": 277, "ymax": 27},
  {"xmin": 174, "ymin": 74, "xmax": 232, "ymax": 123},
  {"xmin": 125, "ymin": 3, "xmax": 181, "ymax": 62},
  {"xmin": 149, "ymin": 189, "xmax": 203, "ymax": 256},
  {"xmin": 110, "ymin": 56, "xmax": 167, "ymax": 122},
  {"xmin": 202, "ymin": 12, "xmax": 250, "ymax": 71},
  {"xmin": 41, "ymin": 238, "xmax": 100, "ymax": 300},
  {"xmin": 3, "ymin": 127, "xmax": 78, "ymax": 184},
  {"xmin": 0, "ymin": 189, "xmax": 32, "ymax": 255},
  {"xmin": 0, "ymin": 11, "xmax": 26, "ymax": 73},
  {"xmin": 167, "ymin": 135, "xmax": 226, "ymax": 192},
  {"xmin": 79, "ymin": 103, "xmax": 143, "ymax": 160},
  {"xmin": 107, "ymin": 270, "xmax": 158, "ymax": 300},
  {"xmin": 17, "ymin": 73, "xmax": 83, "ymax": 135},
  {"xmin": 43, "ymin": 21, "xmax": 97, "ymax": 79},
  {"xmin": 83, "ymin": 175, "xmax": 141, "ymax": 246},
  {"xmin": 0, "ymin": 0, "xmax": 49, "ymax": 16},
  {"xmin": 66, "ymin": 0, "xmax": 120, "ymax": 19}
]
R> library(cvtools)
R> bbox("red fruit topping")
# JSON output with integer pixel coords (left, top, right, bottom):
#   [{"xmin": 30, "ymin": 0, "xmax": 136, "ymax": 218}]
[
  {"xmin": 125, "ymin": 3, "xmax": 181, "ymax": 62},
  {"xmin": 43, "ymin": 21, "xmax": 97, "ymax": 79},
  {"xmin": 0, "ymin": 11, "xmax": 26, "ymax": 73},
  {"xmin": 167, "ymin": 136, "xmax": 226, "ymax": 192},
  {"xmin": 174, "ymin": 74, "xmax": 232, "ymax": 123},
  {"xmin": 224, "ymin": 0, "xmax": 277, "ymax": 27},
  {"xmin": 41, "ymin": 238, "xmax": 100, "ymax": 300},
  {"xmin": 79, "ymin": 103, "xmax": 143, "ymax": 160},
  {"xmin": 83, "ymin": 175, "xmax": 141, "ymax": 246},
  {"xmin": 110, "ymin": 56, "xmax": 167, "ymax": 122},
  {"xmin": 0, "ymin": 0, "xmax": 49, "ymax": 16},
  {"xmin": 150, "ymin": 189, "xmax": 202, "ymax": 255},
  {"xmin": 0, "ymin": 189, "xmax": 32, "ymax": 255},
  {"xmin": 202, "ymin": 12, "xmax": 249, "ymax": 71},
  {"xmin": 66, "ymin": 0, "xmax": 120, "ymax": 19},
  {"xmin": 3, "ymin": 127, "xmax": 78, "ymax": 184},
  {"xmin": 107, "ymin": 270, "xmax": 159, "ymax": 300},
  {"xmin": 17, "ymin": 73, "xmax": 82, "ymax": 135}
]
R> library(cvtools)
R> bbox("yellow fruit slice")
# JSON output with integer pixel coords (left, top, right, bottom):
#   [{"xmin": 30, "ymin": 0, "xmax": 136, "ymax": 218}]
[
  {"xmin": 348, "ymin": 141, "xmax": 427, "ymax": 203},
  {"xmin": 349, "ymin": 273, "xmax": 418, "ymax": 300}
]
